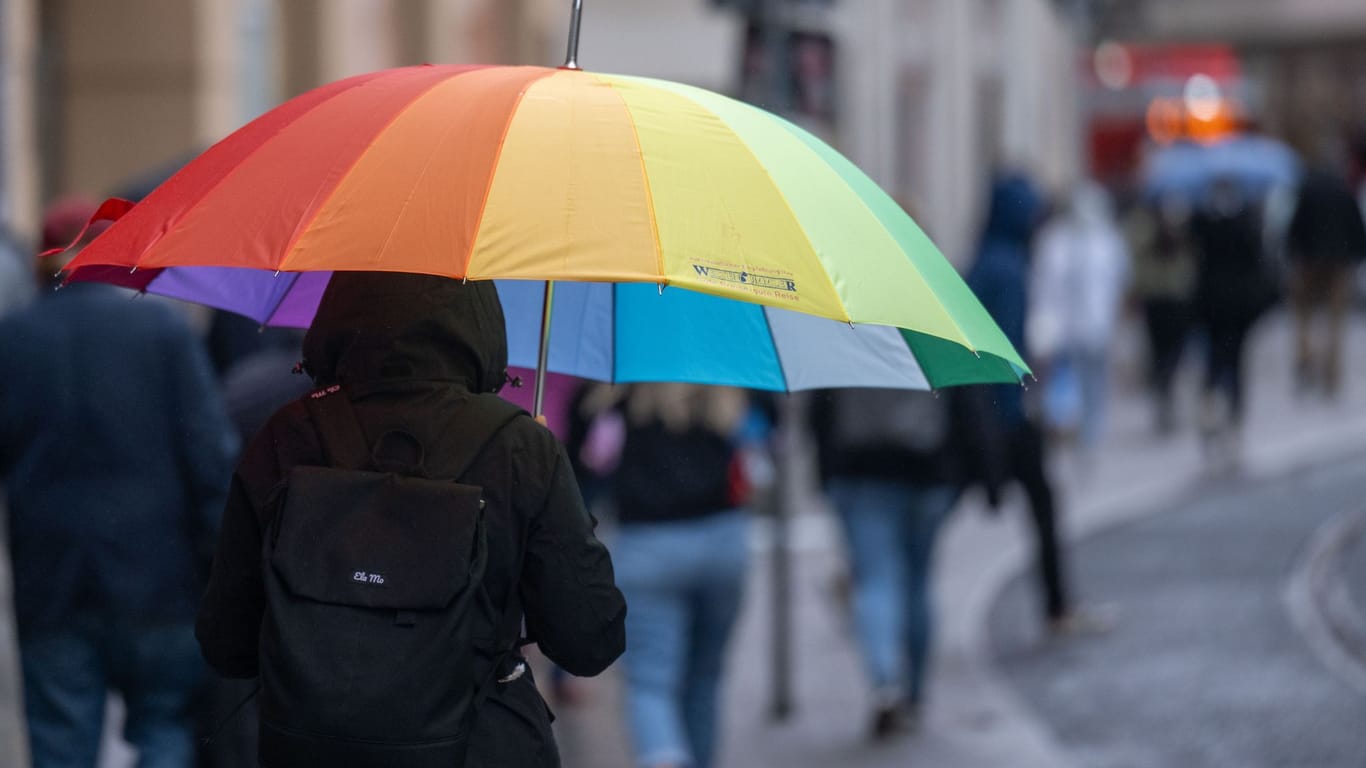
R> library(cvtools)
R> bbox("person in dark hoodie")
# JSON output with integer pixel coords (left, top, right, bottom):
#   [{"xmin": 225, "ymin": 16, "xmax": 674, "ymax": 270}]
[
  {"xmin": 955, "ymin": 173, "xmax": 1086, "ymax": 636},
  {"xmin": 1285, "ymin": 163, "xmax": 1366, "ymax": 399},
  {"xmin": 195, "ymin": 271, "xmax": 626, "ymax": 767}
]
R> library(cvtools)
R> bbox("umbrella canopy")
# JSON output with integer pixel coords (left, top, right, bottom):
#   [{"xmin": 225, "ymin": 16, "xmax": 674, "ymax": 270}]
[
  {"xmin": 63, "ymin": 63, "xmax": 1027, "ymax": 388},
  {"xmin": 1144, "ymin": 135, "xmax": 1301, "ymax": 200}
]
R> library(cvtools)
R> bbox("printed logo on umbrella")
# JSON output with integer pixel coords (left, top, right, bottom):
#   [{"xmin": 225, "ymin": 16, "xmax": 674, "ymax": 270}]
[{"xmin": 692, "ymin": 262, "xmax": 799, "ymax": 300}]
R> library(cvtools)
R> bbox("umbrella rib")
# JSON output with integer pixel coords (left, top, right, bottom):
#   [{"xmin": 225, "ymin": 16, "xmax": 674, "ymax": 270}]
[
  {"xmin": 602, "ymin": 77, "xmax": 666, "ymax": 284},
  {"xmin": 260, "ymin": 271, "xmax": 309, "ymax": 327},
  {"xmin": 121, "ymin": 69, "xmax": 396, "ymax": 270},
  {"xmin": 462, "ymin": 71, "xmax": 558, "ymax": 279},
  {"xmin": 277, "ymin": 67, "xmax": 512, "ymax": 275},
  {"xmin": 610, "ymin": 282, "xmax": 618, "ymax": 385},
  {"xmin": 609, "ymin": 75, "xmax": 850, "ymax": 324},
  {"xmin": 765, "ymin": 115, "xmax": 984, "ymax": 357},
  {"xmin": 760, "ymin": 306, "xmax": 790, "ymax": 393}
]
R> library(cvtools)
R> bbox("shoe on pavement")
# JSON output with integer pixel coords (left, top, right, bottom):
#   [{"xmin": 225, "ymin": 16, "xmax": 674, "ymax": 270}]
[
  {"xmin": 870, "ymin": 704, "xmax": 906, "ymax": 742},
  {"xmin": 869, "ymin": 689, "xmax": 918, "ymax": 742}
]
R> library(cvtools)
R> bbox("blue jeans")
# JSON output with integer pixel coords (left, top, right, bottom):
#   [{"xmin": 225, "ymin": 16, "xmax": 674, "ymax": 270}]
[
  {"xmin": 20, "ymin": 619, "xmax": 204, "ymax": 768},
  {"xmin": 613, "ymin": 511, "xmax": 749, "ymax": 768},
  {"xmin": 828, "ymin": 479, "xmax": 955, "ymax": 704}
]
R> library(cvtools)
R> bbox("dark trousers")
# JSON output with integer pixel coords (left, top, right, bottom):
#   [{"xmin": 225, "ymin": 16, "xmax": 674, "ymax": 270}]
[
  {"xmin": 1203, "ymin": 317, "xmax": 1254, "ymax": 421},
  {"xmin": 20, "ymin": 619, "xmax": 203, "ymax": 768},
  {"xmin": 1291, "ymin": 261, "xmax": 1353, "ymax": 396},
  {"xmin": 1142, "ymin": 299, "xmax": 1192, "ymax": 413},
  {"xmin": 1009, "ymin": 422, "xmax": 1070, "ymax": 621}
]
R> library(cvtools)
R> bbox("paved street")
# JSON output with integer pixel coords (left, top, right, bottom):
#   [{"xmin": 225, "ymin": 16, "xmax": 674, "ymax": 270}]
[
  {"xmin": 553, "ymin": 310, "xmax": 1366, "ymax": 768},
  {"xmin": 990, "ymin": 452, "xmax": 1366, "ymax": 768}
]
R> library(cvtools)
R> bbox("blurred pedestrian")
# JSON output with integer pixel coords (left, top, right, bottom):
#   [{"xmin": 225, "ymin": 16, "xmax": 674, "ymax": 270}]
[
  {"xmin": 955, "ymin": 173, "xmax": 1092, "ymax": 636},
  {"xmin": 1125, "ymin": 195, "xmax": 1198, "ymax": 435},
  {"xmin": 810, "ymin": 387, "xmax": 958, "ymax": 740},
  {"xmin": 608, "ymin": 383, "xmax": 756, "ymax": 768},
  {"xmin": 1285, "ymin": 163, "xmax": 1366, "ymax": 399},
  {"xmin": 0, "ymin": 197, "xmax": 238, "ymax": 768},
  {"xmin": 1190, "ymin": 176, "xmax": 1279, "ymax": 471},
  {"xmin": 565, "ymin": 380, "xmax": 624, "ymax": 519},
  {"xmin": 196, "ymin": 272, "xmax": 626, "ymax": 767},
  {"xmin": 1030, "ymin": 181, "xmax": 1130, "ymax": 456}
]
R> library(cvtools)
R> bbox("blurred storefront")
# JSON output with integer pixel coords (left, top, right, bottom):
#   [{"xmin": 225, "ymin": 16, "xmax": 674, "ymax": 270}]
[
  {"xmin": 3, "ymin": 0, "xmax": 1080, "ymax": 265},
  {"xmin": 711, "ymin": 0, "xmax": 1080, "ymax": 264},
  {"xmin": 3, "ymin": 0, "xmax": 539, "ymax": 241},
  {"xmin": 1089, "ymin": 0, "xmax": 1366, "ymax": 182}
]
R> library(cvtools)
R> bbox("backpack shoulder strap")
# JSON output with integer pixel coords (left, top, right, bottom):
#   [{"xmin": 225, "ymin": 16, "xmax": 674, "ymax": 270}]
[
  {"xmin": 444, "ymin": 393, "xmax": 525, "ymax": 480},
  {"xmin": 303, "ymin": 385, "xmax": 371, "ymax": 470},
  {"xmin": 303, "ymin": 387, "xmax": 524, "ymax": 476}
]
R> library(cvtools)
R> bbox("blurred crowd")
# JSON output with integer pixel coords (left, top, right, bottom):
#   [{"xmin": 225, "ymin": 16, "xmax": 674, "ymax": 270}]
[{"xmin": 1, "ymin": 124, "xmax": 1364, "ymax": 767}]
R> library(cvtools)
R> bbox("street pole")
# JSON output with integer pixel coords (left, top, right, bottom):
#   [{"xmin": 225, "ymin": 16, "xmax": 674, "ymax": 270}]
[
  {"xmin": 756, "ymin": 0, "xmax": 795, "ymax": 723},
  {"xmin": 1069, "ymin": 0, "xmax": 1094, "ymax": 182}
]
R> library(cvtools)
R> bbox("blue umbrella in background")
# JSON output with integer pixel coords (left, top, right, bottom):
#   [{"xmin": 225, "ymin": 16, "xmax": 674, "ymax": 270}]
[{"xmin": 1144, "ymin": 134, "xmax": 1301, "ymax": 200}]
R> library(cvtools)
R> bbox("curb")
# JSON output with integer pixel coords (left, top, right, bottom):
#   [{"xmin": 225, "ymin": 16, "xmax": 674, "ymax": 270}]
[
  {"xmin": 1285, "ymin": 507, "xmax": 1366, "ymax": 696},
  {"xmin": 966, "ymin": 405, "xmax": 1366, "ymax": 766}
]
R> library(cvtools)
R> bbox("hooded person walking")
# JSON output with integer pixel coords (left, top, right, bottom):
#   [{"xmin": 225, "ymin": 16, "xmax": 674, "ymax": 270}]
[
  {"xmin": 196, "ymin": 272, "xmax": 627, "ymax": 768},
  {"xmin": 953, "ymin": 173, "xmax": 1093, "ymax": 636}
]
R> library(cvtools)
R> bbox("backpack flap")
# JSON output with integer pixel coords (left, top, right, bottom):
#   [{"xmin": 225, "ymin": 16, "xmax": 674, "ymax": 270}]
[{"xmin": 272, "ymin": 465, "xmax": 485, "ymax": 611}]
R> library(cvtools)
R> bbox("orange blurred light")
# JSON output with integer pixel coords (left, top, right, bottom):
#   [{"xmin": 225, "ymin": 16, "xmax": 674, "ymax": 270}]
[{"xmin": 1146, "ymin": 98, "xmax": 1182, "ymax": 145}]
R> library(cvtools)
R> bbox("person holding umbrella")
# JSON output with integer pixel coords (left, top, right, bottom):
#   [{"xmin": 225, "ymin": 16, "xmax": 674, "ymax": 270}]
[{"xmin": 195, "ymin": 271, "xmax": 626, "ymax": 767}]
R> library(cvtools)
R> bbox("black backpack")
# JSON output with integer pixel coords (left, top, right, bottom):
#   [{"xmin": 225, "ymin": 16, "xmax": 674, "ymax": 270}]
[{"xmin": 257, "ymin": 385, "xmax": 523, "ymax": 768}]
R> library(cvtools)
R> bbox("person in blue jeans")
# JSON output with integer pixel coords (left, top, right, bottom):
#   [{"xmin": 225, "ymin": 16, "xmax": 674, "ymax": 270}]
[
  {"xmin": 810, "ymin": 387, "xmax": 960, "ymax": 740},
  {"xmin": 0, "ymin": 198, "xmax": 237, "ymax": 767},
  {"xmin": 607, "ymin": 384, "xmax": 757, "ymax": 768}
]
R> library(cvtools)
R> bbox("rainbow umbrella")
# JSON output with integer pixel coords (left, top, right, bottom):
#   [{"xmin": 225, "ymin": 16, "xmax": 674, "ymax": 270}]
[{"xmin": 63, "ymin": 62, "xmax": 1027, "ymax": 405}]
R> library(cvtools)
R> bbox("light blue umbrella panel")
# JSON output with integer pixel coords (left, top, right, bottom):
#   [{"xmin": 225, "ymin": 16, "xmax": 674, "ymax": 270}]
[{"xmin": 497, "ymin": 280, "xmax": 953, "ymax": 392}]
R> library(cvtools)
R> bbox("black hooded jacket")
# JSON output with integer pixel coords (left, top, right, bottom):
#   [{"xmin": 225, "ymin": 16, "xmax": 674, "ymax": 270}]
[{"xmin": 195, "ymin": 273, "xmax": 626, "ymax": 765}]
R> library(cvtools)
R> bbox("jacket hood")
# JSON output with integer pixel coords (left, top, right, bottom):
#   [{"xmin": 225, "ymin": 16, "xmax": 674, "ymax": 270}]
[
  {"xmin": 1065, "ymin": 180, "xmax": 1116, "ymax": 230},
  {"xmin": 302, "ymin": 272, "xmax": 508, "ymax": 394},
  {"xmin": 980, "ymin": 173, "xmax": 1044, "ymax": 248}
]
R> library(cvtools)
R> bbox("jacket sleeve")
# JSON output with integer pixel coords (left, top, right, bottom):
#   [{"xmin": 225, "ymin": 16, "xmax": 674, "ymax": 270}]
[
  {"xmin": 520, "ymin": 442, "xmax": 626, "ymax": 677},
  {"xmin": 195, "ymin": 469, "xmax": 267, "ymax": 678}
]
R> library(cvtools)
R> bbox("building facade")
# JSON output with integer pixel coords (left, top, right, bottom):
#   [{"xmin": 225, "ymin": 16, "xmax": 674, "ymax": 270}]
[
  {"xmin": 6, "ymin": 0, "xmax": 1366, "ymax": 256},
  {"xmin": 1, "ymin": 0, "xmax": 1082, "ymax": 267}
]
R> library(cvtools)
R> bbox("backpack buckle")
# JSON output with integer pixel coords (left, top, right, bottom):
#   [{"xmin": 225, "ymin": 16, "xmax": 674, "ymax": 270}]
[{"xmin": 496, "ymin": 661, "xmax": 526, "ymax": 684}]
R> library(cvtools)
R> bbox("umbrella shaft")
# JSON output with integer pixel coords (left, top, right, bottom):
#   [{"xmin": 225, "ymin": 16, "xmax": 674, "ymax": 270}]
[
  {"xmin": 563, "ymin": 0, "xmax": 584, "ymax": 69},
  {"xmin": 533, "ymin": 280, "xmax": 555, "ymax": 417}
]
